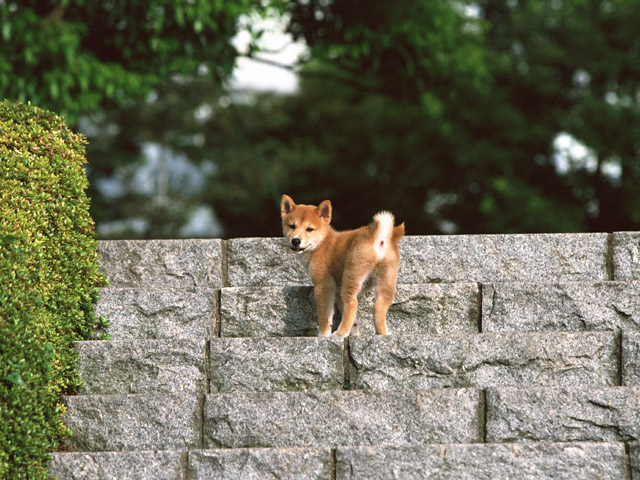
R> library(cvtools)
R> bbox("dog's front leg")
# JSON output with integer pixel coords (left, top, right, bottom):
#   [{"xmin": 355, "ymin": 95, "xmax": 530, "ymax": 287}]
[{"xmin": 313, "ymin": 281, "xmax": 335, "ymax": 337}]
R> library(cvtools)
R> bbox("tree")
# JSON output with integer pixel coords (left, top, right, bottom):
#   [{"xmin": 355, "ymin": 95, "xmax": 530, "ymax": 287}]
[
  {"xmin": 204, "ymin": 0, "xmax": 640, "ymax": 236},
  {"xmin": 0, "ymin": 0, "xmax": 284, "ymax": 238},
  {"xmin": 478, "ymin": 0, "xmax": 640, "ymax": 232},
  {"xmin": 13, "ymin": 0, "xmax": 638, "ymax": 238},
  {"xmin": 0, "ymin": 0, "xmax": 267, "ymax": 123},
  {"xmin": 84, "ymin": 75, "xmax": 225, "ymax": 238}
]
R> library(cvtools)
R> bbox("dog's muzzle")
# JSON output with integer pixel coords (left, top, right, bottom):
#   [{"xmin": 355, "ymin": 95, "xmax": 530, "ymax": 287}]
[{"xmin": 290, "ymin": 238, "xmax": 305, "ymax": 252}]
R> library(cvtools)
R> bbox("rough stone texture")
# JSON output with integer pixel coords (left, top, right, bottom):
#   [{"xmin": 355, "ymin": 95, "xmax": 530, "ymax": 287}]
[
  {"xmin": 48, "ymin": 451, "xmax": 184, "ymax": 480},
  {"xmin": 623, "ymin": 333, "xmax": 640, "ymax": 386},
  {"xmin": 203, "ymin": 389, "xmax": 482, "ymax": 448},
  {"xmin": 227, "ymin": 237, "xmax": 309, "ymax": 287},
  {"xmin": 335, "ymin": 443, "xmax": 628, "ymax": 480},
  {"xmin": 96, "ymin": 287, "xmax": 218, "ymax": 339},
  {"xmin": 76, "ymin": 339, "xmax": 207, "ymax": 394},
  {"xmin": 612, "ymin": 232, "xmax": 640, "ymax": 280},
  {"xmin": 629, "ymin": 442, "xmax": 640, "ymax": 480},
  {"xmin": 227, "ymin": 234, "xmax": 608, "ymax": 286},
  {"xmin": 349, "ymin": 332, "xmax": 618, "ymax": 390},
  {"xmin": 187, "ymin": 448, "xmax": 332, "ymax": 480},
  {"xmin": 220, "ymin": 286, "xmax": 317, "ymax": 337},
  {"xmin": 62, "ymin": 394, "xmax": 202, "ymax": 451},
  {"xmin": 99, "ymin": 239, "xmax": 224, "ymax": 288},
  {"xmin": 363, "ymin": 283, "xmax": 479, "ymax": 336},
  {"xmin": 482, "ymin": 281, "xmax": 640, "ymax": 333},
  {"xmin": 210, "ymin": 337, "xmax": 343, "ymax": 392},
  {"xmin": 220, "ymin": 283, "xmax": 479, "ymax": 337},
  {"xmin": 399, "ymin": 233, "xmax": 608, "ymax": 283},
  {"xmin": 486, "ymin": 386, "xmax": 640, "ymax": 443}
]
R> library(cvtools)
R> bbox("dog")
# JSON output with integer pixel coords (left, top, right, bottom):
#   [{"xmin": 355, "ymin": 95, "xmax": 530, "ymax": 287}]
[{"xmin": 280, "ymin": 194, "xmax": 404, "ymax": 337}]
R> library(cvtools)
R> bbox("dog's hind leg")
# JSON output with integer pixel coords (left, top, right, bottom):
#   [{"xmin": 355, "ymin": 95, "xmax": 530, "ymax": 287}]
[
  {"xmin": 373, "ymin": 265, "xmax": 397, "ymax": 335},
  {"xmin": 333, "ymin": 273, "xmax": 368, "ymax": 337}
]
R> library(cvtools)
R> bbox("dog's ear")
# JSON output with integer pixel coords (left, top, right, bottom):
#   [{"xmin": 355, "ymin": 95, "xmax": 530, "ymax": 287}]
[
  {"xmin": 317, "ymin": 200, "xmax": 332, "ymax": 223},
  {"xmin": 281, "ymin": 195, "xmax": 296, "ymax": 218}
]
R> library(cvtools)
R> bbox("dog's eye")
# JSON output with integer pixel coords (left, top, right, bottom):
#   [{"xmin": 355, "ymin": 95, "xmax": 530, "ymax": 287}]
[
  {"xmin": 289, "ymin": 224, "xmax": 296, "ymax": 230},
  {"xmin": 306, "ymin": 227, "xmax": 315, "ymax": 232}
]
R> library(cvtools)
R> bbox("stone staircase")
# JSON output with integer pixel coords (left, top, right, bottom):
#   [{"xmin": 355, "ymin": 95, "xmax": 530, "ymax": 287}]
[{"xmin": 49, "ymin": 233, "xmax": 640, "ymax": 479}]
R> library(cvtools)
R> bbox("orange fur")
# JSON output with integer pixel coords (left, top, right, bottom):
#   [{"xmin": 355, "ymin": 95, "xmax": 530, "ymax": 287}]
[{"xmin": 281, "ymin": 194, "xmax": 405, "ymax": 337}]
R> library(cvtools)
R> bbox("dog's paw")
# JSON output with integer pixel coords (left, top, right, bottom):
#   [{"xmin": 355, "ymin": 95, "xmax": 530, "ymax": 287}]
[
  {"xmin": 331, "ymin": 331, "xmax": 348, "ymax": 338},
  {"xmin": 317, "ymin": 331, "xmax": 331, "ymax": 338}
]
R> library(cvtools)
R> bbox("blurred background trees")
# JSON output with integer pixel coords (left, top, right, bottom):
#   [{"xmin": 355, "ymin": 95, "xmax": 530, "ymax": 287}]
[{"xmin": 2, "ymin": 0, "xmax": 639, "ymax": 238}]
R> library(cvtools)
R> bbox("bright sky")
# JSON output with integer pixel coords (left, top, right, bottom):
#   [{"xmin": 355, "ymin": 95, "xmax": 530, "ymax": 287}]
[{"xmin": 229, "ymin": 14, "xmax": 306, "ymax": 94}]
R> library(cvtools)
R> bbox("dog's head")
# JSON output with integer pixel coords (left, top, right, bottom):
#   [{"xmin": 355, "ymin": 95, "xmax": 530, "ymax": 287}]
[{"xmin": 280, "ymin": 195, "xmax": 331, "ymax": 254}]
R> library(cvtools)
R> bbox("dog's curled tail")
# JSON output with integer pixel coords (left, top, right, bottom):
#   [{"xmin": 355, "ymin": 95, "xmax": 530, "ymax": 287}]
[{"xmin": 373, "ymin": 211, "xmax": 404, "ymax": 260}]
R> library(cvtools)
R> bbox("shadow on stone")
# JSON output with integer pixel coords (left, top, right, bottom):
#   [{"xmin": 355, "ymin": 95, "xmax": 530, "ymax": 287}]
[{"xmin": 282, "ymin": 286, "xmax": 318, "ymax": 336}]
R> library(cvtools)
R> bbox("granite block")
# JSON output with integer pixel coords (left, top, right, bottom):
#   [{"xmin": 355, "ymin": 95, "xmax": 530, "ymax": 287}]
[
  {"xmin": 96, "ymin": 287, "xmax": 217, "ymax": 339},
  {"xmin": 486, "ymin": 386, "xmax": 640, "ymax": 442},
  {"xmin": 48, "ymin": 451, "xmax": 184, "ymax": 480},
  {"xmin": 187, "ymin": 448, "xmax": 332, "ymax": 480},
  {"xmin": 335, "ymin": 443, "xmax": 627, "ymax": 480},
  {"xmin": 209, "ymin": 337, "xmax": 344, "ymax": 392},
  {"xmin": 99, "ymin": 239, "xmax": 223, "ymax": 288},
  {"xmin": 349, "ymin": 332, "xmax": 618, "ymax": 390},
  {"xmin": 62, "ymin": 394, "xmax": 201, "ymax": 451},
  {"xmin": 76, "ymin": 339, "xmax": 207, "ymax": 394},
  {"xmin": 204, "ymin": 389, "xmax": 482, "ymax": 448},
  {"xmin": 483, "ymin": 281, "xmax": 640, "ymax": 333}
]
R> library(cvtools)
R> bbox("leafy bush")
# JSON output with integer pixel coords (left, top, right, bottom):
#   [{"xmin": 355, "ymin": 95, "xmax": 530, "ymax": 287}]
[{"xmin": 0, "ymin": 100, "xmax": 106, "ymax": 478}]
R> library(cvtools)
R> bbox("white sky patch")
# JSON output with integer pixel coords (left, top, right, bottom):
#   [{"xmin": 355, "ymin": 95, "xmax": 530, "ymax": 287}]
[
  {"xmin": 552, "ymin": 132, "xmax": 598, "ymax": 175},
  {"xmin": 230, "ymin": 57, "xmax": 299, "ymax": 93},
  {"xmin": 553, "ymin": 132, "xmax": 623, "ymax": 185},
  {"xmin": 230, "ymin": 13, "xmax": 307, "ymax": 93}
]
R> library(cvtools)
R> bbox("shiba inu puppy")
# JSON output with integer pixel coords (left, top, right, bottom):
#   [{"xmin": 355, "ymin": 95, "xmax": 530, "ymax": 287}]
[{"xmin": 280, "ymin": 194, "xmax": 404, "ymax": 337}]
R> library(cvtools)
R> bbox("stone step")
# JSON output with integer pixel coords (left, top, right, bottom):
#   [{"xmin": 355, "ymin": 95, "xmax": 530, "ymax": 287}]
[
  {"xmin": 62, "ymin": 394, "xmax": 202, "ymax": 452},
  {"xmin": 98, "ymin": 239, "xmax": 224, "ymax": 288},
  {"xmin": 95, "ymin": 288, "xmax": 218, "ymax": 339},
  {"xmin": 483, "ymin": 281, "xmax": 640, "ymax": 333},
  {"xmin": 75, "ymin": 337, "xmax": 345, "ymax": 395},
  {"xmin": 336, "ymin": 442, "xmax": 630, "ymax": 480},
  {"xmin": 227, "ymin": 233, "xmax": 611, "ymax": 286},
  {"xmin": 613, "ymin": 231, "xmax": 640, "ymax": 280},
  {"xmin": 187, "ymin": 448, "xmax": 331, "ymax": 480},
  {"xmin": 92, "ymin": 281, "xmax": 640, "ymax": 341},
  {"xmin": 348, "ymin": 331, "xmax": 620, "ymax": 390},
  {"xmin": 220, "ymin": 283, "xmax": 479, "ymax": 337},
  {"xmin": 62, "ymin": 390, "xmax": 482, "ymax": 451},
  {"xmin": 49, "ymin": 442, "xmax": 633, "ymax": 479},
  {"xmin": 48, "ymin": 448, "xmax": 331, "ymax": 480},
  {"xmin": 209, "ymin": 337, "xmax": 344, "ymax": 393},
  {"xmin": 75, "ymin": 332, "xmax": 637, "ymax": 395},
  {"xmin": 96, "ymin": 233, "xmax": 640, "ymax": 290},
  {"xmin": 486, "ymin": 386, "xmax": 640, "ymax": 443},
  {"xmin": 63, "ymin": 387, "xmax": 640, "ymax": 452},
  {"xmin": 203, "ymin": 389, "xmax": 482, "ymax": 448},
  {"xmin": 75, "ymin": 339, "xmax": 208, "ymax": 394},
  {"xmin": 49, "ymin": 451, "xmax": 185, "ymax": 480}
]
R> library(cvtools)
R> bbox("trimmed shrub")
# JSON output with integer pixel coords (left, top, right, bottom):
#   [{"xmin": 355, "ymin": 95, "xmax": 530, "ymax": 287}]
[{"xmin": 0, "ymin": 100, "xmax": 106, "ymax": 478}]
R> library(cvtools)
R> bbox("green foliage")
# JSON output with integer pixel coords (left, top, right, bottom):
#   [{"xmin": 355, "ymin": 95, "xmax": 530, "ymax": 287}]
[
  {"xmin": 51, "ymin": 0, "xmax": 640, "ymax": 237},
  {"xmin": 203, "ymin": 0, "xmax": 640, "ymax": 236},
  {"xmin": 0, "ymin": 0, "xmax": 263, "ymax": 123},
  {"xmin": 0, "ymin": 100, "xmax": 106, "ymax": 478}
]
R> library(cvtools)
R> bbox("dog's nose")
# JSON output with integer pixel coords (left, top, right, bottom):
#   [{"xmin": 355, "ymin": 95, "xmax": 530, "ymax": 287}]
[{"xmin": 291, "ymin": 238, "xmax": 301, "ymax": 247}]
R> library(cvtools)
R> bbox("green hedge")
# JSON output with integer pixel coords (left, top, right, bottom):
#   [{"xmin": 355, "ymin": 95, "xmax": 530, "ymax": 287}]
[{"xmin": 0, "ymin": 100, "xmax": 106, "ymax": 478}]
